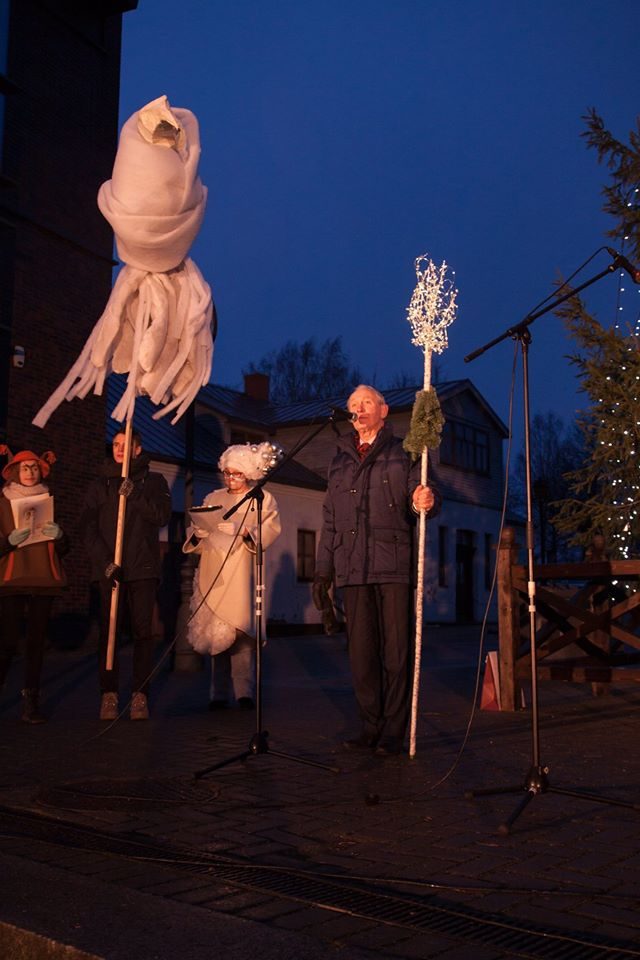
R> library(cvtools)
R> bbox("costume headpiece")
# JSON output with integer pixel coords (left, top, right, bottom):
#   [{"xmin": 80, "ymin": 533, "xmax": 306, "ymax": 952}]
[
  {"xmin": 0, "ymin": 444, "xmax": 56, "ymax": 481},
  {"xmin": 218, "ymin": 442, "xmax": 283, "ymax": 482}
]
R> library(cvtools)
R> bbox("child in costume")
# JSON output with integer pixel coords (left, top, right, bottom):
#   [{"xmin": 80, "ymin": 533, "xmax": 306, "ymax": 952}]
[{"xmin": 0, "ymin": 446, "xmax": 67, "ymax": 722}]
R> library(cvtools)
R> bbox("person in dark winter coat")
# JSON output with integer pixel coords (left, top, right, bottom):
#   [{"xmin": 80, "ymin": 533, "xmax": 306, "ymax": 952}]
[
  {"xmin": 313, "ymin": 385, "xmax": 439, "ymax": 756},
  {"xmin": 80, "ymin": 430, "xmax": 171, "ymax": 721},
  {"xmin": 0, "ymin": 446, "xmax": 68, "ymax": 723}
]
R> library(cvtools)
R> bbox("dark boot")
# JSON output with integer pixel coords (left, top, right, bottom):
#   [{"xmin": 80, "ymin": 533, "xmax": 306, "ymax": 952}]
[{"xmin": 21, "ymin": 689, "xmax": 46, "ymax": 724}]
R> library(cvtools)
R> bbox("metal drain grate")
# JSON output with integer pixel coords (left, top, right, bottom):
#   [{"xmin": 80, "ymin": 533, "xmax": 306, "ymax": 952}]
[
  {"xmin": 35, "ymin": 777, "xmax": 220, "ymax": 810},
  {"xmin": 2, "ymin": 804, "xmax": 638, "ymax": 960}
]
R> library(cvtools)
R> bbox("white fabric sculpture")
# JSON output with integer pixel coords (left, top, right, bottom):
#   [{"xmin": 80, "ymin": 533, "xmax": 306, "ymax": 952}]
[{"xmin": 33, "ymin": 95, "xmax": 214, "ymax": 428}]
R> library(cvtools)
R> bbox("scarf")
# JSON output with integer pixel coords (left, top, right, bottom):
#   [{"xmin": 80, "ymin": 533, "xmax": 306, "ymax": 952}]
[{"xmin": 3, "ymin": 482, "xmax": 49, "ymax": 501}]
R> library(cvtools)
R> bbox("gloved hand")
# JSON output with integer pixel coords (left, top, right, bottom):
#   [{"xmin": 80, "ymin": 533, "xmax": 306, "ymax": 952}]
[
  {"xmin": 322, "ymin": 600, "xmax": 341, "ymax": 636},
  {"xmin": 104, "ymin": 562, "xmax": 122, "ymax": 584},
  {"xmin": 312, "ymin": 575, "xmax": 332, "ymax": 612},
  {"xmin": 217, "ymin": 521, "xmax": 237, "ymax": 536},
  {"xmin": 8, "ymin": 526, "xmax": 30, "ymax": 547},
  {"xmin": 42, "ymin": 521, "xmax": 62, "ymax": 540},
  {"xmin": 187, "ymin": 528, "xmax": 208, "ymax": 548},
  {"xmin": 118, "ymin": 478, "xmax": 134, "ymax": 497}
]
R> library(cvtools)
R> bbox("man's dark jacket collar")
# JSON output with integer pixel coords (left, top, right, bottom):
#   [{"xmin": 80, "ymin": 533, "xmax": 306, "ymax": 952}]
[
  {"xmin": 337, "ymin": 422, "xmax": 394, "ymax": 458},
  {"xmin": 101, "ymin": 452, "xmax": 151, "ymax": 480}
]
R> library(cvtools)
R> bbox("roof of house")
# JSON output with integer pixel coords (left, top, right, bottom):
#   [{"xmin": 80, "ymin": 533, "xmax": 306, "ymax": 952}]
[
  {"xmin": 104, "ymin": 374, "xmax": 507, "ymax": 490},
  {"xmin": 104, "ymin": 377, "xmax": 327, "ymax": 490},
  {"xmin": 198, "ymin": 378, "xmax": 509, "ymax": 435}
]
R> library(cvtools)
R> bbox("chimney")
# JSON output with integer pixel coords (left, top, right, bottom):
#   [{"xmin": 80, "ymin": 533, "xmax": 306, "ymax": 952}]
[{"xmin": 244, "ymin": 372, "xmax": 270, "ymax": 401}]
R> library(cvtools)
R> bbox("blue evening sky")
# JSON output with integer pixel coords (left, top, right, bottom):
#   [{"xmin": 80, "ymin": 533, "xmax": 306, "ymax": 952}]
[{"xmin": 119, "ymin": 1, "xmax": 639, "ymax": 441}]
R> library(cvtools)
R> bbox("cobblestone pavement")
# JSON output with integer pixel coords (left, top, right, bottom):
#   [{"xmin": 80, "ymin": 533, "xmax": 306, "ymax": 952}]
[{"xmin": 1, "ymin": 625, "xmax": 640, "ymax": 959}]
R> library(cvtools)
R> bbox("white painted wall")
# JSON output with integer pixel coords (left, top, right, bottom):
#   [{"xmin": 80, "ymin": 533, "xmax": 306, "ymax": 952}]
[
  {"xmin": 266, "ymin": 483, "xmax": 326, "ymax": 626},
  {"xmin": 153, "ymin": 462, "xmax": 501, "ymax": 626}
]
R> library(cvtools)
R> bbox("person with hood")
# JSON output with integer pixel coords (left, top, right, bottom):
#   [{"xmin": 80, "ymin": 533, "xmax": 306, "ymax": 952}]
[
  {"xmin": 80, "ymin": 430, "xmax": 171, "ymax": 720},
  {"xmin": 313, "ymin": 385, "xmax": 439, "ymax": 756},
  {"xmin": 183, "ymin": 443, "xmax": 281, "ymax": 710},
  {"xmin": 0, "ymin": 445, "xmax": 67, "ymax": 723}
]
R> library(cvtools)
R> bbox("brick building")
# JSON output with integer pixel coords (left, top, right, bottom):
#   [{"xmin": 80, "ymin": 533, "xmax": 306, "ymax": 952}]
[{"xmin": 0, "ymin": 0, "xmax": 137, "ymax": 627}]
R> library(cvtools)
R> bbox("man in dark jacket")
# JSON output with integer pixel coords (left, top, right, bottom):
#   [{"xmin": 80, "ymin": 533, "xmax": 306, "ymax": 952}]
[
  {"xmin": 314, "ymin": 385, "xmax": 438, "ymax": 755},
  {"xmin": 80, "ymin": 430, "xmax": 172, "ymax": 721}
]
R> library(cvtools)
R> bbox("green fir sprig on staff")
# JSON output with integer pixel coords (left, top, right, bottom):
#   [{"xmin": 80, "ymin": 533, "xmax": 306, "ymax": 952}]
[{"xmin": 403, "ymin": 386, "xmax": 445, "ymax": 459}]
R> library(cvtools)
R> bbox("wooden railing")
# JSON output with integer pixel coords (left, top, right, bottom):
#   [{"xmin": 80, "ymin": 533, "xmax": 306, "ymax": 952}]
[{"xmin": 496, "ymin": 527, "xmax": 640, "ymax": 710}]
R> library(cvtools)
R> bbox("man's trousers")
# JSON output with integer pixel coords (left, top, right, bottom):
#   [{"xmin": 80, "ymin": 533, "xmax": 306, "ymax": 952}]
[{"xmin": 342, "ymin": 582, "xmax": 412, "ymax": 743}]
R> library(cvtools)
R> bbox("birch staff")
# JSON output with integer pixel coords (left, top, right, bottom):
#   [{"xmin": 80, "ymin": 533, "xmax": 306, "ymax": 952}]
[
  {"xmin": 403, "ymin": 254, "xmax": 457, "ymax": 759},
  {"xmin": 105, "ymin": 419, "xmax": 134, "ymax": 670}
]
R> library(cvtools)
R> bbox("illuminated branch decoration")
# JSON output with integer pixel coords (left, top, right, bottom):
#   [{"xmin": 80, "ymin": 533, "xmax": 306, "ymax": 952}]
[
  {"xmin": 408, "ymin": 256, "xmax": 457, "ymax": 360},
  {"xmin": 405, "ymin": 254, "xmax": 457, "ymax": 760}
]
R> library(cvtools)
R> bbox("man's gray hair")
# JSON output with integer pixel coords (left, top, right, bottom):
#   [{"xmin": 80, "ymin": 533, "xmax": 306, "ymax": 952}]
[{"xmin": 347, "ymin": 384, "xmax": 386, "ymax": 406}]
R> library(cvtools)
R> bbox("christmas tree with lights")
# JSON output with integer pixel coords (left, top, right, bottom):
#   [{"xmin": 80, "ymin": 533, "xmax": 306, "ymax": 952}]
[{"xmin": 552, "ymin": 110, "xmax": 640, "ymax": 558}]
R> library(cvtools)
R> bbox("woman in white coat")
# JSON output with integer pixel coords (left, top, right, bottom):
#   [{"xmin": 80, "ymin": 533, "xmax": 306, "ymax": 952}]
[{"xmin": 183, "ymin": 443, "xmax": 281, "ymax": 709}]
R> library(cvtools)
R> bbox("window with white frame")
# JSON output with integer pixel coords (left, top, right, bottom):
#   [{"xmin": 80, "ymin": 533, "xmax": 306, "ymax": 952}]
[
  {"xmin": 297, "ymin": 529, "xmax": 316, "ymax": 582},
  {"xmin": 440, "ymin": 419, "xmax": 489, "ymax": 475}
]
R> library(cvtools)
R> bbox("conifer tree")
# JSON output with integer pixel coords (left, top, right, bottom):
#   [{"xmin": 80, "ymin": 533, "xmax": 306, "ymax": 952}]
[{"xmin": 552, "ymin": 110, "xmax": 640, "ymax": 557}]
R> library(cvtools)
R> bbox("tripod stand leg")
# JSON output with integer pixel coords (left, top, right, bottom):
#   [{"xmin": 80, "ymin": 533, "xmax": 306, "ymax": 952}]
[
  {"xmin": 465, "ymin": 784, "xmax": 522, "ymax": 800},
  {"xmin": 494, "ymin": 764, "xmax": 548, "ymax": 834},
  {"xmin": 194, "ymin": 729, "xmax": 340, "ymax": 779},
  {"xmin": 194, "ymin": 748, "xmax": 252, "ymax": 779},
  {"xmin": 549, "ymin": 785, "xmax": 640, "ymax": 811},
  {"xmin": 268, "ymin": 748, "xmax": 340, "ymax": 773},
  {"xmin": 193, "ymin": 730, "xmax": 269, "ymax": 779},
  {"xmin": 498, "ymin": 788, "xmax": 535, "ymax": 836}
]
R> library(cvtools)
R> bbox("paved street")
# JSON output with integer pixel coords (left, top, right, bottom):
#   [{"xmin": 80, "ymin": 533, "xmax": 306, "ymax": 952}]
[{"xmin": 1, "ymin": 625, "xmax": 640, "ymax": 959}]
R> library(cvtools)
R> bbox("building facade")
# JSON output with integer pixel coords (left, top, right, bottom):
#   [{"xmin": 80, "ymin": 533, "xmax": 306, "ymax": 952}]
[{"xmin": 107, "ymin": 374, "xmax": 509, "ymax": 631}]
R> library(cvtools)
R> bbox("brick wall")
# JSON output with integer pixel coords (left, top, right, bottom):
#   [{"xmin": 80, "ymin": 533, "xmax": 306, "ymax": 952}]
[{"xmin": 2, "ymin": 1, "xmax": 135, "ymax": 621}]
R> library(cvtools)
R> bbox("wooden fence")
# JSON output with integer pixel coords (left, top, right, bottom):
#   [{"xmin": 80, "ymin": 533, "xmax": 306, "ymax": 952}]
[{"xmin": 496, "ymin": 527, "xmax": 640, "ymax": 710}]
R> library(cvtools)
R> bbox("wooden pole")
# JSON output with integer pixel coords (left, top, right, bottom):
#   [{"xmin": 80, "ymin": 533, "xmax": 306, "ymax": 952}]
[
  {"xmin": 496, "ymin": 526, "xmax": 519, "ymax": 711},
  {"xmin": 106, "ymin": 418, "xmax": 133, "ymax": 671}
]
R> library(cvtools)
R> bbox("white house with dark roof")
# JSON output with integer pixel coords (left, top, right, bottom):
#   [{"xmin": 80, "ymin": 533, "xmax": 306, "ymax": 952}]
[{"xmin": 106, "ymin": 373, "xmax": 509, "ymax": 629}]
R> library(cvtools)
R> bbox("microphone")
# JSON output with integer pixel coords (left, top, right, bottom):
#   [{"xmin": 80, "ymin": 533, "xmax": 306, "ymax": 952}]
[
  {"xmin": 190, "ymin": 505, "xmax": 223, "ymax": 512},
  {"xmin": 330, "ymin": 406, "xmax": 358, "ymax": 423},
  {"xmin": 606, "ymin": 247, "xmax": 640, "ymax": 284}
]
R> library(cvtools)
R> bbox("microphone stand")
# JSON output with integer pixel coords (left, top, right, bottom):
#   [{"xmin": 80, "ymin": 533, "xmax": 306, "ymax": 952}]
[
  {"xmin": 194, "ymin": 410, "xmax": 351, "ymax": 780},
  {"xmin": 464, "ymin": 257, "xmax": 640, "ymax": 834}
]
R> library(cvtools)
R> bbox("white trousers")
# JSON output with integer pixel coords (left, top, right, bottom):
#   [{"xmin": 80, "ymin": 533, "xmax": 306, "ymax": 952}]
[{"xmin": 209, "ymin": 632, "xmax": 256, "ymax": 702}]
